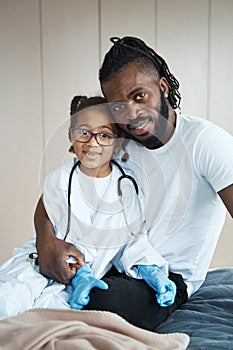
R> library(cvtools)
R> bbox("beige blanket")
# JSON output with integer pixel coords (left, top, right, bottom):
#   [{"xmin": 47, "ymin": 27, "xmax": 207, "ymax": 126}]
[{"xmin": 0, "ymin": 309, "xmax": 189, "ymax": 350}]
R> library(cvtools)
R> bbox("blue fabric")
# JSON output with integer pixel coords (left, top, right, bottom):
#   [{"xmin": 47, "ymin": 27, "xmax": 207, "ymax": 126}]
[{"xmin": 155, "ymin": 268, "xmax": 233, "ymax": 349}]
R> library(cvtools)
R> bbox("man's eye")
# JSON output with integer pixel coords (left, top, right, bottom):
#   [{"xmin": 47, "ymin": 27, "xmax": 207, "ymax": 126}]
[{"xmin": 135, "ymin": 93, "xmax": 146, "ymax": 101}]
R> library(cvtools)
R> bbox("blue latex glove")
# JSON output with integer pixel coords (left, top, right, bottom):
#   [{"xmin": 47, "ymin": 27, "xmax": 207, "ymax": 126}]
[
  {"xmin": 138, "ymin": 264, "xmax": 176, "ymax": 307},
  {"xmin": 69, "ymin": 265, "xmax": 108, "ymax": 310}
]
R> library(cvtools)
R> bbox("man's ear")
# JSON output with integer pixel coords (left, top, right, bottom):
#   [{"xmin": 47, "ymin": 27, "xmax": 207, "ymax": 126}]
[{"xmin": 159, "ymin": 77, "xmax": 169, "ymax": 96}]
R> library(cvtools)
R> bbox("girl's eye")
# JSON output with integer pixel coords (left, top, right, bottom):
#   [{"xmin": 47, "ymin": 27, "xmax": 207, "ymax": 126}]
[
  {"xmin": 80, "ymin": 129, "xmax": 89, "ymax": 136},
  {"xmin": 100, "ymin": 133, "xmax": 113, "ymax": 139}
]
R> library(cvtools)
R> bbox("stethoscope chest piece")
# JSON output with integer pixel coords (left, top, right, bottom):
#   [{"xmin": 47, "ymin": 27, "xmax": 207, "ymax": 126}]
[{"xmin": 27, "ymin": 252, "xmax": 39, "ymax": 266}]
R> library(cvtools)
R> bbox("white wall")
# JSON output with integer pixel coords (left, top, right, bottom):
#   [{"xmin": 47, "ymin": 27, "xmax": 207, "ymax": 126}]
[{"xmin": 0, "ymin": 0, "xmax": 232, "ymax": 266}]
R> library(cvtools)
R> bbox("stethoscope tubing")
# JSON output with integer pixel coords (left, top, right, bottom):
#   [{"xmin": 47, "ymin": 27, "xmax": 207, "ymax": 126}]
[{"xmin": 64, "ymin": 158, "xmax": 140, "ymax": 241}]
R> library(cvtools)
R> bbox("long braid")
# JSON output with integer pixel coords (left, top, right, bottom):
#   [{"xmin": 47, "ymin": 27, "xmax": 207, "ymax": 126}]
[
  {"xmin": 70, "ymin": 95, "xmax": 106, "ymax": 116},
  {"xmin": 99, "ymin": 36, "xmax": 181, "ymax": 109}
]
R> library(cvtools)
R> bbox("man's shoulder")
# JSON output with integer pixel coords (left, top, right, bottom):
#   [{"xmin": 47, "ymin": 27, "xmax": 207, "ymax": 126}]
[
  {"xmin": 179, "ymin": 113, "xmax": 232, "ymax": 142},
  {"xmin": 177, "ymin": 114, "xmax": 220, "ymax": 144},
  {"xmin": 178, "ymin": 113, "xmax": 211, "ymax": 131}
]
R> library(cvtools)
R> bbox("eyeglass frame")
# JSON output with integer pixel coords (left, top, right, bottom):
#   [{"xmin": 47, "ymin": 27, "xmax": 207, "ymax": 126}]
[{"xmin": 71, "ymin": 127, "xmax": 118, "ymax": 146}]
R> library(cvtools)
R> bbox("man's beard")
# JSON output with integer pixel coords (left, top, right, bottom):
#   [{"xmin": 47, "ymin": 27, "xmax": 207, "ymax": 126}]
[{"xmin": 121, "ymin": 90, "xmax": 169, "ymax": 149}]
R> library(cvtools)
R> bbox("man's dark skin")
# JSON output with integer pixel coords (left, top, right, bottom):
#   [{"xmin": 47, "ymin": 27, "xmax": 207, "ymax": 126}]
[{"xmin": 35, "ymin": 196, "xmax": 85, "ymax": 284}]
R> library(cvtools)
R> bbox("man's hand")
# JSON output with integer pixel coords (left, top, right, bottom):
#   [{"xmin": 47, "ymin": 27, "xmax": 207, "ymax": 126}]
[
  {"xmin": 34, "ymin": 196, "xmax": 84, "ymax": 285},
  {"xmin": 37, "ymin": 235, "xmax": 85, "ymax": 284}
]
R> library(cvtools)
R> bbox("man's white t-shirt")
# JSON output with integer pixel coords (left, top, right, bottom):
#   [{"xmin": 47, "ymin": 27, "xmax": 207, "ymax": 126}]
[{"xmin": 121, "ymin": 114, "xmax": 233, "ymax": 296}]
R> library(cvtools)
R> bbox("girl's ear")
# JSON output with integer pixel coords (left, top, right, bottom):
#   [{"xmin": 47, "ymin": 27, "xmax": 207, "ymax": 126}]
[
  {"xmin": 68, "ymin": 129, "xmax": 75, "ymax": 153},
  {"xmin": 69, "ymin": 145, "xmax": 74, "ymax": 153},
  {"xmin": 113, "ymin": 138, "xmax": 130, "ymax": 162},
  {"xmin": 68, "ymin": 129, "xmax": 72, "ymax": 143},
  {"xmin": 113, "ymin": 137, "xmax": 124, "ymax": 154}
]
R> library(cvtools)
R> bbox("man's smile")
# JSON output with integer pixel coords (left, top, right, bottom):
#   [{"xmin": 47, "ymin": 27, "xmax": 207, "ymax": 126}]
[{"xmin": 127, "ymin": 116, "xmax": 153, "ymax": 136}]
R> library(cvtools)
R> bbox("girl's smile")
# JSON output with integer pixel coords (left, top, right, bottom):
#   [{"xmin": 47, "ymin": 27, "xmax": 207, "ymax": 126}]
[{"xmin": 70, "ymin": 107, "xmax": 119, "ymax": 177}]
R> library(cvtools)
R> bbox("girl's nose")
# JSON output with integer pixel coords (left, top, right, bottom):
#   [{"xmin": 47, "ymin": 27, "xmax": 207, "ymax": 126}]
[{"xmin": 86, "ymin": 134, "xmax": 99, "ymax": 146}]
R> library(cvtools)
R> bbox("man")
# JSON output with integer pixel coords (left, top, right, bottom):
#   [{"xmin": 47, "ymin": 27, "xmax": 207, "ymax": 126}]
[{"xmin": 34, "ymin": 36, "xmax": 233, "ymax": 330}]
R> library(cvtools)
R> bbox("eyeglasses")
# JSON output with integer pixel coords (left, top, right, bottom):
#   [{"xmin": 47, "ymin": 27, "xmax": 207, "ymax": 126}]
[{"xmin": 71, "ymin": 128, "xmax": 118, "ymax": 146}]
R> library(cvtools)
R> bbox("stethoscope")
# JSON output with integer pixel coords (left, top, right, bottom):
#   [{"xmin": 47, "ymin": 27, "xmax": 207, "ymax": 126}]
[{"xmin": 63, "ymin": 158, "xmax": 144, "ymax": 242}]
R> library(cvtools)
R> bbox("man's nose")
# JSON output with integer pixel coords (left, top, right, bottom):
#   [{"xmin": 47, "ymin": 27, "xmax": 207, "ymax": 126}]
[
  {"xmin": 111, "ymin": 102, "xmax": 142, "ymax": 124},
  {"xmin": 127, "ymin": 103, "xmax": 143, "ymax": 121}
]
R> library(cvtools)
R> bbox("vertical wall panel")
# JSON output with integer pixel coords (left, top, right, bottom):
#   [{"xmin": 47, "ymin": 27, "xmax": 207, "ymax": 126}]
[
  {"xmin": 157, "ymin": 0, "xmax": 209, "ymax": 117},
  {"xmin": 100, "ymin": 0, "xmax": 156, "ymax": 62},
  {"xmin": 208, "ymin": 0, "xmax": 233, "ymax": 134},
  {"xmin": 41, "ymin": 0, "xmax": 100, "ymax": 177},
  {"xmin": 0, "ymin": 0, "xmax": 43, "ymax": 263}
]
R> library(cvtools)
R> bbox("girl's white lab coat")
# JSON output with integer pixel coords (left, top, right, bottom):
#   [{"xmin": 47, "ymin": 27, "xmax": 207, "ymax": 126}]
[{"xmin": 0, "ymin": 160, "xmax": 167, "ymax": 320}]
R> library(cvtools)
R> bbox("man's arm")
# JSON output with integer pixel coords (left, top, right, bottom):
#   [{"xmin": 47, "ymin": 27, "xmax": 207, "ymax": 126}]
[
  {"xmin": 218, "ymin": 183, "xmax": 233, "ymax": 218},
  {"xmin": 34, "ymin": 196, "xmax": 85, "ymax": 284}
]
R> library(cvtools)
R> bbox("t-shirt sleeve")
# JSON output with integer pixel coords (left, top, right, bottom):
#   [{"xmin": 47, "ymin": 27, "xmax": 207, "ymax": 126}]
[{"xmin": 195, "ymin": 124, "xmax": 233, "ymax": 192}]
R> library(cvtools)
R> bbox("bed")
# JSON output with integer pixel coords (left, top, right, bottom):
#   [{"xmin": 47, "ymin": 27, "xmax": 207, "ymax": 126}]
[
  {"xmin": 155, "ymin": 268, "xmax": 233, "ymax": 349},
  {"xmin": 0, "ymin": 268, "xmax": 233, "ymax": 349}
]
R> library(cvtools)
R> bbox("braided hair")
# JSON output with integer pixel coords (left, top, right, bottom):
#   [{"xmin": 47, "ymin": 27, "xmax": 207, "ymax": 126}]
[
  {"xmin": 99, "ymin": 36, "xmax": 181, "ymax": 109},
  {"xmin": 70, "ymin": 95, "xmax": 106, "ymax": 116}
]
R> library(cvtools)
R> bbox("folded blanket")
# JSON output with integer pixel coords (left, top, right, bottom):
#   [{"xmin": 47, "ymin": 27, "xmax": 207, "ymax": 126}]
[{"xmin": 0, "ymin": 309, "xmax": 189, "ymax": 350}]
